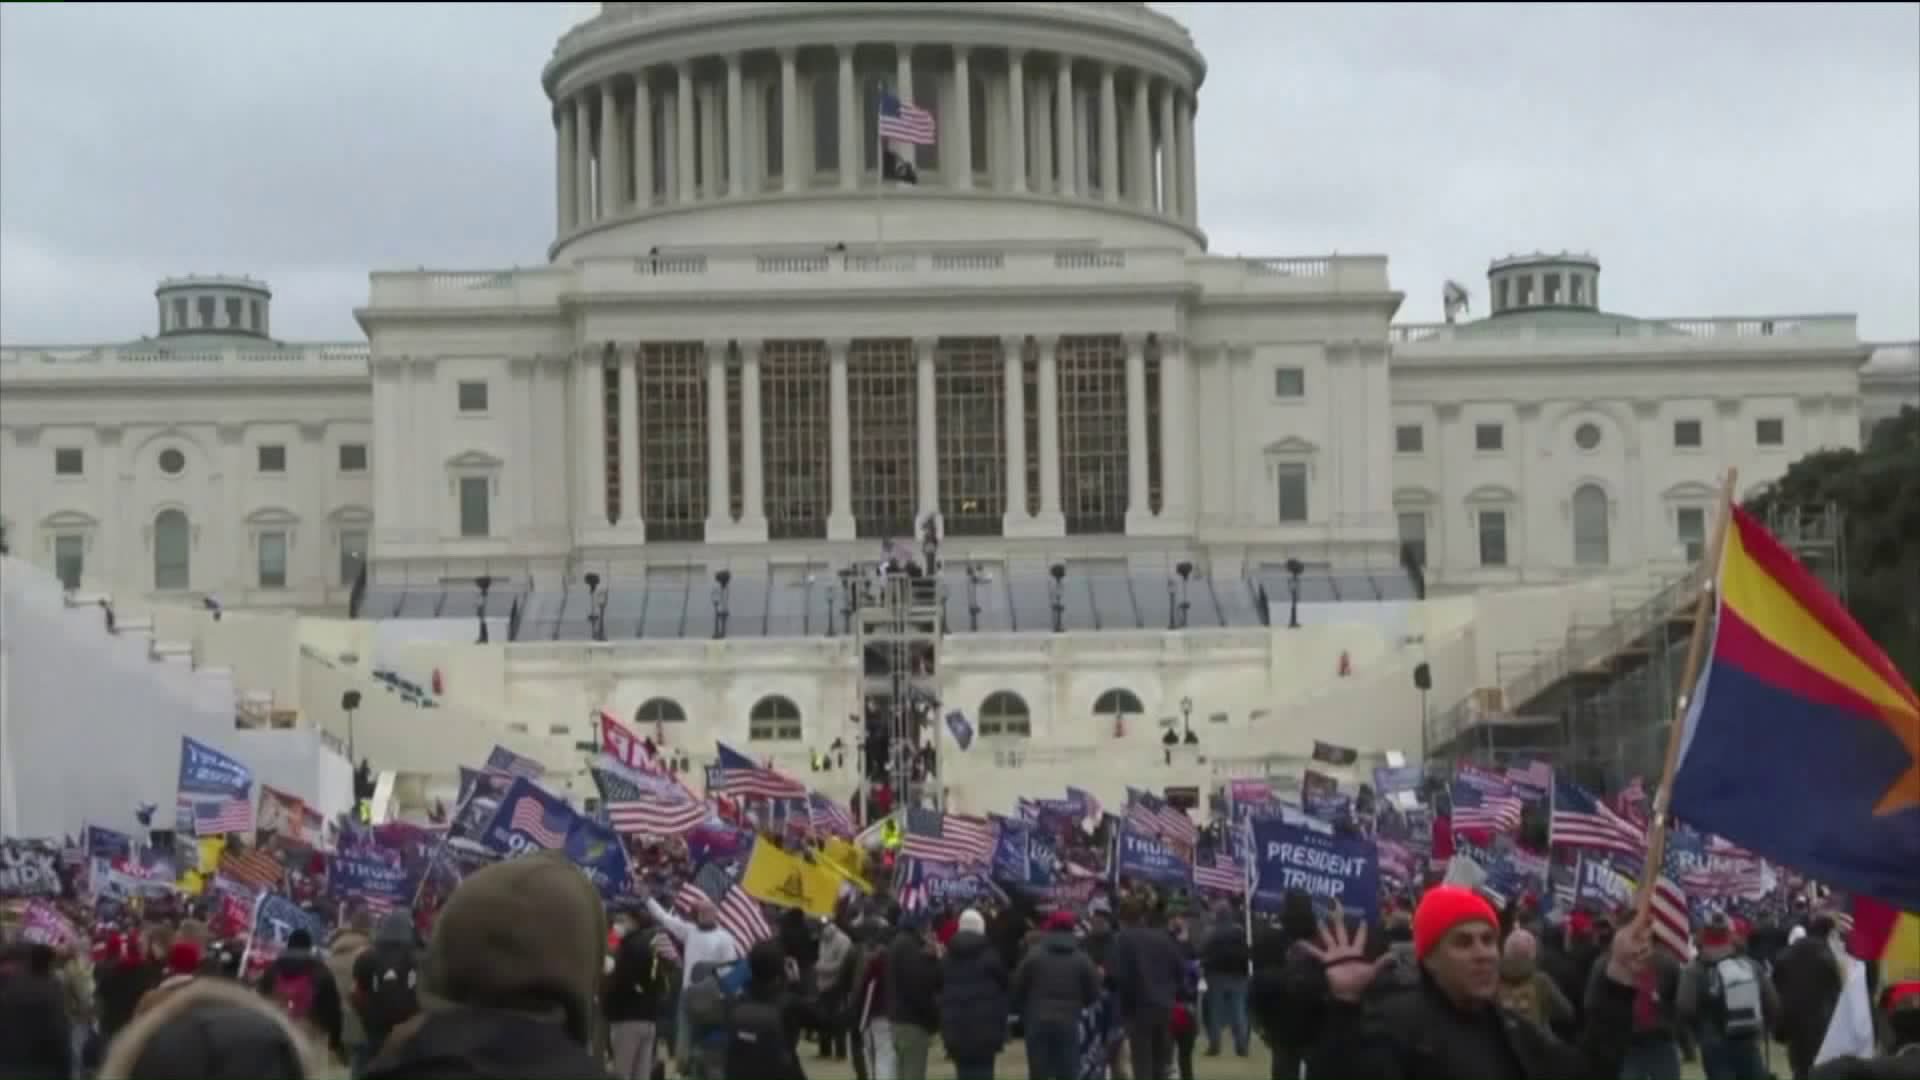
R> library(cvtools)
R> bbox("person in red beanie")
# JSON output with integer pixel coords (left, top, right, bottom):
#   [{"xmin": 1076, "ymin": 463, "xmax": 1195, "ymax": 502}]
[
  {"xmin": 1300, "ymin": 884, "xmax": 1651, "ymax": 1080},
  {"xmin": 131, "ymin": 942, "xmax": 205, "ymax": 1020}
]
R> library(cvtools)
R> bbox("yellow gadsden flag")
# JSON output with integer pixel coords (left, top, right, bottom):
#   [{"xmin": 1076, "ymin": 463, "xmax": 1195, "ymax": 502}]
[
  {"xmin": 740, "ymin": 836, "xmax": 839, "ymax": 917},
  {"xmin": 819, "ymin": 836, "xmax": 874, "ymax": 895}
]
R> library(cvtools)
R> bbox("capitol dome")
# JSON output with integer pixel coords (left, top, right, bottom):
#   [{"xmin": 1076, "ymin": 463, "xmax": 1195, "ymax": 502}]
[{"xmin": 541, "ymin": 1, "xmax": 1208, "ymax": 261}]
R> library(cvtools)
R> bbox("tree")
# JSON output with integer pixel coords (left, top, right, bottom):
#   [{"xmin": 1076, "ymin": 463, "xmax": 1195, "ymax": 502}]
[{"xmin": 1745, "ymin": 405, "xmax": 1920, "ymax": 689}]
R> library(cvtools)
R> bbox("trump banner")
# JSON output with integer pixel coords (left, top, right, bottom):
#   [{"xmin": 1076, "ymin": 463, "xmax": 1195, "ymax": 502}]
[
  {"xmin": 1114, "ymin": 823, "xmax": 1190, "ymax": 890},
  {"xmin": 1251, "ymin": 815, "xmax": 1380, "ymax": 923}
]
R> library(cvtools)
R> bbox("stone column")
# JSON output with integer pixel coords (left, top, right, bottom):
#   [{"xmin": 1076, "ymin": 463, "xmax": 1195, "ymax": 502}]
[
  {"xmin": 704, "ymin": 340, "xmax": 731, "ymax": 535},
  {"xmin": 828, "ymin": 339, "xmax": 854, "ymax": 539},
  {"xmin": 895, "ymin": 45, "xmax": 915, "ymax": 169},
  {"xmin": 600, "ymin": 82, "xmax": 621, "ymax": 216},
  {"xmin": 632, "ymin": 76, "xmax": 654, "ymax": 209},
  {"xmin": 837, "ymin": 47, "xmax": 858, "ymax": 190},
  {"xmin": 1158, "ymin": 85, "xmax": 1177, "ymax": 216},
  {"xmin": 1032, "ymin": 75, "xmax": 1053, "ymax": 193},
  {"xmin": 1006, "ymin": 51, "xmax": 1027, "ymax": 194},
  {"xmin": 1159, "ymin": 336, "xmax": 1189, "ymax": 520},
  {"xmin": 574, "ymin": 95, "xmax": 594, "ymax": 223},
  {"xmin": 1001, "ymin": 335, "xmax": 1029, "ymax": 527},
  {"xmin": 1098, "ymin": 65, "xmax": 1119, "ymax": 203},
  {"xmin": 780, "ymin": 48, "xmax": 802, "ymax": 193},
  {"xmin": 584, "ymin": 350, "xmax": 608, "ymax": 527},
  {"xmin": 1037, "ymin": 337, "xmax": 1063, "ymax": 521},
  {"xmin": 726, "ymin": 53, "xmax": 746, "ymax": 197},
  {"xmin": 1177, "ymin": 91, "xmax": 1197, "ymax": 223},
  {"xmin": 556, "ymin": 103, "xmax": 576, "ymax": 233},
  {"xmin": 1130, "ymin": 76, "xmax": 1152, "ymax": 210},
  {"xmin": 699, "ymin": 83, "xmax": 721, "ymax": 199},
  {"xmin": 740, "ymin": 341, "xmax": 765, "ymax": 528},
  {"xmin": 618, "ymin": 346, "xmax": 641, "ymax": 530},
  {"xmin": 1054, "ymin": 60, "xmax": 1076, "ymax": 197},
  {"xmin": 915, "ymin": 337, "xmax": 938, "ymax": 523},
  {"xmin": 951, "ymin": 47, "xmax": 973, "ymax": 190},
  {"xmin": 1124, "ymin": 333, "xmax": 1150, "ymax": 527},
  {"xmin": 676, "ymin": 64, "xmax": 696, "ymax": 203}
]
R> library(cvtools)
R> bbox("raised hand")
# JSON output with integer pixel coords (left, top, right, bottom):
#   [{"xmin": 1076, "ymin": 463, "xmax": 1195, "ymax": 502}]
[{"xmin": 1300, "ymin": 916, "xmax": 1391, "ymax": 1003}]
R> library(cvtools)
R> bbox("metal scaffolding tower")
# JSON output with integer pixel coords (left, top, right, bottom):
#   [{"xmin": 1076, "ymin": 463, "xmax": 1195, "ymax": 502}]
[{"xmin": 853, "ymin": 570, "xmax": 945, "ymax": 812}]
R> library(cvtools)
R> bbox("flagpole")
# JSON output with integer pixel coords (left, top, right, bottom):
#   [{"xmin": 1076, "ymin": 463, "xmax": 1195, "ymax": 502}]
[{"xmin": 1633, "ymin": 467, "xmax": 1738, "ymax": 925}]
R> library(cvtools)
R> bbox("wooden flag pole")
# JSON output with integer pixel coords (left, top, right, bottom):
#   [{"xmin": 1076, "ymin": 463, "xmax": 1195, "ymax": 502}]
[{"xmin": 1634, "ymin": 467, "xmax": 1739, "ymax": 924}]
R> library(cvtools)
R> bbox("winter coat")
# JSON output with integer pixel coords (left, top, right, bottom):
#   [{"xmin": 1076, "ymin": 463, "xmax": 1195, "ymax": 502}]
[
  {"xmin": 937, "ymin": 931, "xmax": 1009, "ymax": 1064},
  {"xmin": 884, "ymin": 932, "xmax": 941, "ymax": 1031},
  {"xmin": 1011, "ymin": 930, "xmax": 1101, "ymax": 1030}
]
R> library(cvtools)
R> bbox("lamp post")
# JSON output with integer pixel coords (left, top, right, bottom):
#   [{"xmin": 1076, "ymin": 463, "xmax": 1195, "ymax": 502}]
[
  {"xmin": 1048, "ymin": 562, "xmax": 1066, "ymax": 633},
  {"xmin": 475, "ymin": 575, "xmax": 492, "ymax": 644},
  {"xmin": 1180, "ymin": 695, "xmax": 1198, "ymax": 745},
  {"xmin": 584, "ymin": 572, "xmax": 606, "ymax": 641},
  {"xmin": 712, "ymin": 569, "xmax": 731, "ymax": 640},
  {"xmin": 1285, "ymin": 557, "xmax": 1305, "ymax": 630},
  {"xmin": 341, "ymin": 689, "xmax": 361, "ymax": 764}
]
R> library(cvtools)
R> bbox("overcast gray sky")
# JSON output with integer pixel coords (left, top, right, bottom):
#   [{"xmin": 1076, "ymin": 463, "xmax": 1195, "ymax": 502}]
[{"xmin": 2, "ymin": 2, "xmax": 1915, "ymax": 343}]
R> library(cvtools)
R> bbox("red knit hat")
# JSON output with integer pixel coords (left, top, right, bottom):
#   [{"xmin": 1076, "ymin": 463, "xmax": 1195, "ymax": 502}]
[
  {"xmin": 166, "ymin": 941, "xmax": 203, "ymax": 978},
  {"xmin": 1412, "ymin": 885, "xmax": 1500, "ymax": 961}
]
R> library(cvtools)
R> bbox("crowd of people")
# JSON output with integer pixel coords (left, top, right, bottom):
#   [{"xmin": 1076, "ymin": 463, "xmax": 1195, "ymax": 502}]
[{"xmin": 3, "ymin": 848, "xmax": 1918, "ymax": 1080}]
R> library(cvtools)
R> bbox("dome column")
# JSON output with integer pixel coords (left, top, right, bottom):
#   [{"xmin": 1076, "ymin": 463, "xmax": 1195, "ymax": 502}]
[
  {"xmin": 951, "ymin": 47, "xmax": 973, "ymax": 191},
  {"xmin": 1176, "ymin": 90, "xmax": 1197, "ymax": 224},
  {"xmin": 599, "ymin": 81, "xmax": 621, "ymax": 217},
  {"xmin": 1053, "ymin": 60, "xmax": 1076, "ymax": 197},
  {"xmin": 1157, "ymin": 83, "xmax": 1178, "ymax": 217},
  {"xmin": 632, "ymin": 75, "xmax": 654, "ymax": 210},
  {"xmin": 556, "ymin": 104, "xmax": 576, "ymax": 234},
  {"xmin": 573, "ymin": 96, "xmax": 594, "ymax": 224},
  {"xmin": 779, "ymin": 48, "xmax": 802, "ymax": 194},
  {"xmin": 727, "ymin": 53, "xmax": 747, "ymax": 198},
  {"xmin": 1129, "ymin": 75, "xmax": 1152, "ymax": 210},
  {"xmin": 675, "ymin": 63, "xmax": 697, "ymax": 205},
  {"xmin": 1098, "ymin": 64, "xmax": 1119, "ymax": 203},
  {"xmin": 837, "ymin": 47, "xmax": 859, "ymax": 191},
  {"xmin": 1005, "ymin": 50, "xmax": 1027, "ymax": 194}
]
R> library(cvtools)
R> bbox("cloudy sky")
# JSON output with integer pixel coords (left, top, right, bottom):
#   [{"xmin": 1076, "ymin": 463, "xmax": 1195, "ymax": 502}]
[{"xmin": 2, "ymin": 2, "xmax": 1915, "ymax": 343}]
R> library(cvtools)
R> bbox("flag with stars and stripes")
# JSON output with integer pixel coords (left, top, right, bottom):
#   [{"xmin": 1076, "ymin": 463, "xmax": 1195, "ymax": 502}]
[
  {"xmin": 712, "ymin": 743, "xmax": 807, "ymax": 800},
  {"xmin": 902, "ymin": 807, "xmax": 996, "ymax": 867},
  {"xmin": 1551, "ymin": 776, "xmax": 1647, "ymax": 858},
  {"xmin": 1125, "ymin": 788, "xmax": 1197, "ymax": 849},
  {"xmin": 486, "ymin": 745, "xmax": 547, "ymax": 780},
  {"xmin": 809, "ymin": 792, "xmax": 855, "ymax": 838},
  {"xmin": 1450, "ymin": 766, "xmax": 1523, "ymax": 834},
  {"xmin": 679, "ymin": 862, "xmax": 773, "ymax": 952},
  {"xmin": 594, "ymin": 766, "xmax": 708, "ymax": 838}
]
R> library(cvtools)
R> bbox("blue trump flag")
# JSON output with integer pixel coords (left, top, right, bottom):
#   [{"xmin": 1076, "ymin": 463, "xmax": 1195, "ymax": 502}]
[
  {"xmin": 329, "ymin": 850, "xmax": 416, "ymax": 909},
  {"xmin": 480, "ymin": 777, "xmax": 629, "ymax": 900},
  {"xmin": 1114, "ymin": 822, "xmax": 1191, "ymax": 890},
  {"xmin": 177, "ymin": 736, "xmax": 251, "ymax": 795},
  {"xmin": 1250, "ymin": 814, "xmax": 1380, "ymax": 923}
]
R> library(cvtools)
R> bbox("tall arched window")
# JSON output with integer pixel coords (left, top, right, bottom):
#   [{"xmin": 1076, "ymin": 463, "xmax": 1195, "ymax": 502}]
[
  {"xmin": 1572, "ymin": 484, "xmax": 1610, "ymax": 567},
  {"xmin": 978, "ymin": 691, "xmax": 1031, "ymax": 737},
  {"xmin": 153, "ymin": 509, "xmax": 191, "ymax": 590},
  {"xmin": 1091, "ymin": 688, "xmax": 1145, "ymax": 720},
  {"xmin": 749, "ymin": 695, "xmax": 803, "ymax": 742},
  {"xmin": 634, "ymin": 698, "xmax": 686, "ymax": 727}
]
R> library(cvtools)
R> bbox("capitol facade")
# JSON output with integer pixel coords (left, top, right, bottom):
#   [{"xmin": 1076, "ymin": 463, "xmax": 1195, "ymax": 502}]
[{"xmin": 2, "ymin": 2, "xmax": 1915, "ymax": 814}]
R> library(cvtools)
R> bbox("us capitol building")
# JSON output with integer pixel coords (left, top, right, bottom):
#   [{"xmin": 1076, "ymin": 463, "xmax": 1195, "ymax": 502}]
[{"xmin": 2, "ymin": 1, "xmax": 1914, "ymax": 818}]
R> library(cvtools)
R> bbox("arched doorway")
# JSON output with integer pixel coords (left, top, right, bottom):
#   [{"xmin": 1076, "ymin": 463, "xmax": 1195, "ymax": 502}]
[{"xmin": 153, "ymin": 509, "xmax": 191, "ymax": 590}]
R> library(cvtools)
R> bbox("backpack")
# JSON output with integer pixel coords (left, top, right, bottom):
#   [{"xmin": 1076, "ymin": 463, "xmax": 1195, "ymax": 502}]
[
  {"xmin": 724, "ymin": 998, "xmax": 802, "ymax": 1080},
  {"xmin": 1705, "ymin": 956, "xmax": 1764, "ymax": 1038},
  {"xmin": 360, "ymin": 945, "xmax": 419, "ymax": 1035},
  {"xmin": 271, "ymin": 966, "xmax": 317, "ymax": 1022},
  {"xmin": 683, "ymin": 961, "xmax": 736, "ymax": 1030}
]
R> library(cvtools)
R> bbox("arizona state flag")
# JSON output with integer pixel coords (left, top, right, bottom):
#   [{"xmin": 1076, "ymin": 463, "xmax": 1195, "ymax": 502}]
[
  {"xmin": 739, "ymin": 836, "xmax": 839, "ymax": 918},
  {"xmin": 1671, "ymin": 506, "xmax": 1920, "ymax": 909}
]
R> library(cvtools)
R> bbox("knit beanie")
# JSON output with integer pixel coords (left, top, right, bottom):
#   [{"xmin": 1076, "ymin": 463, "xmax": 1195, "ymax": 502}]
[
  {"xmin": 1412, "ymin": 885, "xmax": 1499, "ymax": 961},
  {"xmin": 166, "ymin": 941, "xmax": 203, "ymax": 978}
]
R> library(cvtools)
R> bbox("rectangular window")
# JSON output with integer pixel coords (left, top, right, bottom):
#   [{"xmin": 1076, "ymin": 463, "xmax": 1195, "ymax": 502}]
[
  {"xmin": 1273, "ymin": 367, "xmax": 1306, "ymax": 399},
  {"xmin": 1673, "ymin": 419, "xmax": 1703, "ymax": 449},
  {"xmin": 1475, "ymin": 423, "xmax": 1504, "ymax": 452},
  {"xmin": 1397, "ymin": 512, "xmax": 1427, "ymax": 567},
  {"xmin": 459, "ymin": 475, "xmax": 491, "ymax": 537},
  {"xmin": 54, "ymin": 535, "xmax": 84, "ymax": 591},
  {"xmin": 1756, "ymin": 417, "xmax": 1785, "ymax": 447},
  {"xmin": 257, "ymin": 445, "xmax": 287, "ymax": 473},
  {"xmin": 1478, "ymin": 510, "xmax": 1509, "ymax": 567},
  {"xmin": 1676, "ymin": 508, "xmax": 1707, "ymax": 563},
  {"xmin": 1276, "ymin": 463, "xmax": 1309, "ymax": 523},
  {"xmin": 257, "ymin": 531, "xmax": 288, "ymax": 588},
  {"xmin": 457, "ymin": 381, "xmax": 489, "ymax": 412},
  {"xmin": 1394, "ymin": 425, "xmax": 1424, "ymax": 454},
  {"xmin": 53, "ymin": 448, "xmax": 84, "ymax": 476},
  {"xmin": 338, "ymin": 529, "xmax": 368, "ymax": 586},
  {"xmin": 338, "ymin": 443, "xmax": 368, "ymax": 472}
]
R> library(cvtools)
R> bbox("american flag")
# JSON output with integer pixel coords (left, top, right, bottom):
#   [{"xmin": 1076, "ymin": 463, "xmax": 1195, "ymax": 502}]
[
  {"xmin": 1126, "ymin": 788, "xmax": 1198, "ymax": 848},
  {"xmin": 1192, "ymin": 855, "xmax": 1246, "ymax": 895},
  {"xmin": 713, "ymin": 743, "xmax": 807, "ymax": 800},
  {"xmin": 218, "ymin": 846, "xmax": 283, "ymax": 891},
  {"xmin": 1551, "ymin": 777, "xmax": 1648, "ymax": 857},
  {"xmin": 1450, "ymin": 767, "xmax": 1524, "ymax": 833},
  {"xmin": 486, "ymin": 745, "xmax": 546, "ymax": 780},
  {"xmin": 1649, "ymin": 851, "xmax": 1693, "ymax": 960},
  {"xmin": 894, "ymin": 858, "xmax": 930, "ymax": 914},
  {"xmin": 1066, "ymin": 786, "xmax": 1103, "ymax": 821},
  {"xmin": 680, "ymin": 864, "xmax": 774, "ymax": 952},
  {"xmin": 187, "ymin": 795, "xmax": 255, "ymax": 836},
  {"xmin": 809, "ymin": 792, "xmax": 854, "ymax": 838},
  {"xmin": 594, "ymin": 766, "xmax": 708, "ymax": 837},
  {"xmin": 509, "ymin": 797, "xmax": 572, "ymax": 850},
  {"xmin": 1505, "ymin": 759, "xmax": 1553, "ymax": 796},
  {"xmin": 877, "ymin": 92, "xmax": 936, "ymax": 146},
  {"xmin": 902, "ymin": 807, "xmax": 996, "ymax": 867}
]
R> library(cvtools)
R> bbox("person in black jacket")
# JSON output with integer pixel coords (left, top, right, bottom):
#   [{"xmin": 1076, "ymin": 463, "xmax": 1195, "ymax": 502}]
[
  {"xmin": 1249, "ymin": 891, "xmax": 1324, "ymax": 1080},
  {"xmin": 884, "ymin": 923, "xmax": 942, "ymax": 1080},
  {"xmin": 352, "ymin": 912, "xmax": 421, "ymax": 1068},
  {"xmin": 1304, "ymin": 884, "xmax": 1648, "ymax": 1080},
  {"xmin": 258, "ymin": 929, "xmax": 345, "ymax": 1062},
  {"xmin": 1012, "ymin": 911, "xmax": 1100, "ymax": 1080},
  {"xmin": 1776, "ymin": 918, "xmax": 1847, "ymax": 1080},
  {"xmin": 604, "ymin": 912, "xmax": 666, "ymax": 1080},
  {"xmin": 0, "ymin": 943, "xmax": 71, "ymax": 1080},
  {"xmin": 1108, "ymin": 900, "xmax": 1190, "ymax": 1080},
  {"xmin": 938, "ymin": 910, "xmax": 1009, "ymax": 1080},
  {"xmin": 1200, "ymin": 902, "xmax": 1253, "ymax": 1058}
]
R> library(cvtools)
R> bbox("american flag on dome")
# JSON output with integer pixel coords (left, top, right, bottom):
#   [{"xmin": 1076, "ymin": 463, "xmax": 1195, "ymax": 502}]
[
  {"xmin": 877, "ymin": 92, "xmax": 936, "ymax": 146},
  {"xmin": 1551, "ymin": 776, "xmax": 1647, "ymax": 857},
  {"xmin": 1450, "ymin": 766, "xmax": 1524, "ymax": 834},
  {"xmin": 712, "ymin": 743, "xmax": 807, "ymax": 800},
  {"xmin": 809, "ymin": 792, "xmax": 854, "ymax": 838},
  {"xmin": 902, "ymin": 807, "xmax": 996, "ymax": 867},
  {"xmin": 509, "ymin": 797, "xmax": 572, "ymax": 850},
  {"xmin": 1125, "ymin": 788, "xmax": 1198, "ymax": 848}
]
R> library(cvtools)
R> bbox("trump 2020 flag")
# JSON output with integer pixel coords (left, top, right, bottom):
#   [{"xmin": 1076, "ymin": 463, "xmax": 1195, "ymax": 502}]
[
  {"xmin": 175, "ymin": 736, "xmax": 255, "ymax": 835},
  {"xmin": 1671, "ymin": 506, "xmax": 1920, "ymax": 910}
]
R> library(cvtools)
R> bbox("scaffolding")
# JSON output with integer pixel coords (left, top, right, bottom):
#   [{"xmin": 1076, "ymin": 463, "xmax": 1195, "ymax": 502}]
[{"xmin": 852, "ymin": 571, "xmax": 945, "ymax": 812}]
